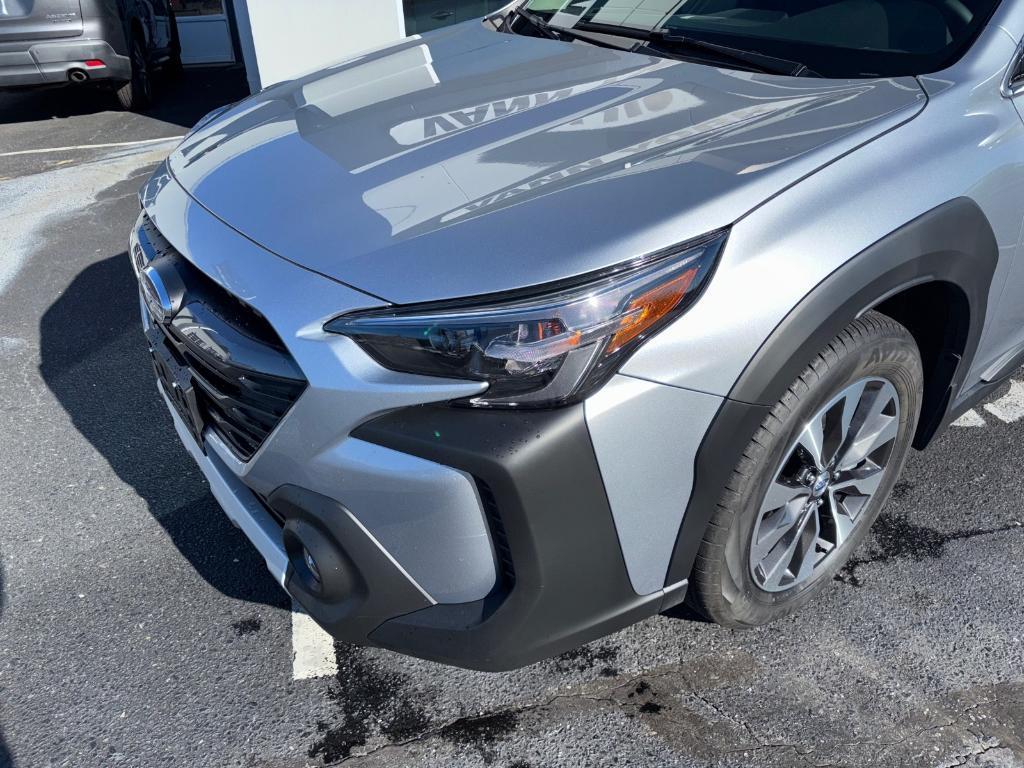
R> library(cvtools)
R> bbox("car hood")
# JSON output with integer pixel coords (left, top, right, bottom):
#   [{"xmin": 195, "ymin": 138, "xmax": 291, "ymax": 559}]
[{"xmin": 167, "ymin": 22, "xmax": 926, "ymax": 304}]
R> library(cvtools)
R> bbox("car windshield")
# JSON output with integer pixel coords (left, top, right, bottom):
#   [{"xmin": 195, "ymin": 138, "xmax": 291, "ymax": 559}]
[{"xmin": 515, "ymin": 0, "xmax": 1004, "ymax": 78}]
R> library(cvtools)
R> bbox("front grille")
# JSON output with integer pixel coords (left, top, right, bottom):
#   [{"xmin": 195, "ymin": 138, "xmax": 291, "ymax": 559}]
[{"xmin": 137, "ymin": 214, "xmax": 307, "ymax": 461}]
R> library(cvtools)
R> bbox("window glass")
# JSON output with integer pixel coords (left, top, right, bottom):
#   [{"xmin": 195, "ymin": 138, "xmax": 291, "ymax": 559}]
[
  {"xmin": 170, "ymin": 0, "xmax": 225, "ymax": 17},
  {"xmin": 403, "ymin": 0, "xmax": 509, "ymax": 34},
  {"xmin": 520, "ymin": 0, "xmax": 1005, "ymax": 78}
]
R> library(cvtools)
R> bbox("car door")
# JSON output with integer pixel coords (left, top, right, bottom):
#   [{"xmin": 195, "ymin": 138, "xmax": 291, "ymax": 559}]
[
  {"xmin": 0, "ymin": 0, "xmax": 84, "ymax": 42},
  {"xmin": 126, "ymin": 0, "xmax": 171, "ymax": 51},
  {"xmin": 150, "ymin": 0, "xmax": 172, "ymax": 51}
]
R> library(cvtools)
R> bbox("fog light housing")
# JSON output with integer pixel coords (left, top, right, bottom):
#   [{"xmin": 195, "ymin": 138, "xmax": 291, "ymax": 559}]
[
  {"xmin": 302, "ymin": 547, "xmax": 322, "ymax": 585},
  {"xmin": 282, "ymin": 518, "xmax": 351, "ymax": 600}
]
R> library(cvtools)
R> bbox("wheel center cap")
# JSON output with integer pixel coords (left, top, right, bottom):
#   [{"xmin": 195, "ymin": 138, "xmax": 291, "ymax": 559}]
[{"xmin": 811, "ymin": 471, "xmax": 831, "ymax": 498}]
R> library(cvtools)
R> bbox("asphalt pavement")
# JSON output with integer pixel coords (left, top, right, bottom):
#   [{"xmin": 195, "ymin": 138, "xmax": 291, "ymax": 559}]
[{"xmin": 1, "ymin": 71, "xmax": 1023, "ymax": 768}]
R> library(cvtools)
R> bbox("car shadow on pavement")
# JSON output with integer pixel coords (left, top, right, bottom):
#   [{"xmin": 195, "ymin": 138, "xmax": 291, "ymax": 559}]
[
  {"xmin": 0, "ymin": 66, "xmax": 247, "ymax": 128},
  {"xmin": 38, "ymin": 252, "xmax": 287, "ymax": 611}
]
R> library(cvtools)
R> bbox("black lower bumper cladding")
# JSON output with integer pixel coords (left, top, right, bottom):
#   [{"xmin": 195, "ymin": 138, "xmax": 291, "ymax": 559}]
[
  {"xmin": 351, "ymin": 403, "xmax": 680, "ymax": 672},
  {"xmin": 269, "ymin": 485, "xmax": 434, "ymax": 643}
]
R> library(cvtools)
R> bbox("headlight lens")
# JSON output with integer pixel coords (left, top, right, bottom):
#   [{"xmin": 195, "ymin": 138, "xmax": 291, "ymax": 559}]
[{"xmin": 326, "ymin": 230, "xmax": 728, "ymax": 407}]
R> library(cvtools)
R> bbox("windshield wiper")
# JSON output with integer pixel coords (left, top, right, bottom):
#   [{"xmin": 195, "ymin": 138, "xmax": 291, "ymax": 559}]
[
  {"xmin": 647, "ymin": 31, "xmax": 821, "ymax": 77},
  {"xmin": 510, "ymin": 9, "xmax": 819, "ymax": 76},
  {"xmin": 513, "ymin": 7, "xmax": 568, "ymax": 41},
  {"xmin": 567, "ymin": 20, "xmax": 819, "ymax": 77},
  {"xmin": 511, "ymin": 8, "xmax": 634, "ymax": 52}
]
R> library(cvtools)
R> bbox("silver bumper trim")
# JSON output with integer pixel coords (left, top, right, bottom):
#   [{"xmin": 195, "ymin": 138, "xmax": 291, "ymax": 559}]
[{"xmin": 159, "ymin": 386, "xmax": 290, "ymax": 587}]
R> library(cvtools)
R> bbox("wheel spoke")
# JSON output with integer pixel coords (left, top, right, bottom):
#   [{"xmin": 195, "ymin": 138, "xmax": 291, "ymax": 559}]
[
  {"xmin": 834, "ymin": 465, "xmax": 884, "ymax": 495},
  {"xmin": 826, "ymin": 489, "xmax": 856, "ymax": 545},
  {"xmin": 825, "ymin": 380, "xmax": 866, "ymax": 466},
  {"xmin": 838, "ymin": 385, "xmax": 899, "ymax": 470},
  {"xmin": 792, "ymin": 509, "xmax": 821, "ymax": 584},
  {"xmin": 839, "ymin": 380, "xmax": 868, "ymax": 443},
  {"xmin": 760, "ymin": 479, "xmax": 806, "ymax": 515},
  {"xmin": 795, "ymin": 416, "xmax": 826, "ymax": 470},
  {"xmin": 752, "ymin": 497, "xmax": 807, "ymax": 562},
  {"xmin": 760, "ymin": 505, "xmax": 816, "ymax": 590},
  {"xmin": 840, "ymin": 415, "xmax": 898, "ymax": 470}
]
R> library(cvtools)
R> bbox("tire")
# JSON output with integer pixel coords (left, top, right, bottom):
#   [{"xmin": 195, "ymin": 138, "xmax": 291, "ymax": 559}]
[
  {"xmin": 116, "ymin": 35, "xmax": 153, "ymax": 111},
  {"xmin": 688, "ymin": 311, "xmax": 923, "ymax": 627}
]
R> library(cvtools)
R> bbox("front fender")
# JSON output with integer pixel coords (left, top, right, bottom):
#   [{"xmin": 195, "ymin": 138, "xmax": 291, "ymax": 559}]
[
  {"xmin": 728, "ymin": 197, "xmax": 997, "ymax": 425},
  {"xmin": 662, "ymin": 197, "xmax": 998, "ymax": 588}
]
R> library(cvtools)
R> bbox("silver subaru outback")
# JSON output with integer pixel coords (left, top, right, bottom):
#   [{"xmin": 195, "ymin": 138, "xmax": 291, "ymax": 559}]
[{"xmin": 131, "ymin": 0, "xmax": 1024, "ymax": 670}]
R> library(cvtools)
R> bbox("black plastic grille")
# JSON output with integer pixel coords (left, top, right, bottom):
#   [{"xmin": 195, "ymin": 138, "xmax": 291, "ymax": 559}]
[
  {"xmin": 158, "ymin": 319, "xmax": 306, "ymax": 460},
  {"xmin": 138, "ymin": 215, "xmax": 306, "ymax": 461},
  {"xmin": 476, "ymin": 480, "xmax": 516, "ymax": 590}
]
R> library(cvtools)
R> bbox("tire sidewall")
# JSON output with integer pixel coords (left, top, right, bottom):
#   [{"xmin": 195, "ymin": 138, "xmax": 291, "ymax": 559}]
[
  {"xmin": 132, "ymin": 38, "xmax": 152, "ymax": 104},
  {"xmin": 117, "ymin": 36, "xmax": 151, "ymax": 111},
  {"xmin": 719, "ymin": 330, "xmax": 923, "ymax": 626}
]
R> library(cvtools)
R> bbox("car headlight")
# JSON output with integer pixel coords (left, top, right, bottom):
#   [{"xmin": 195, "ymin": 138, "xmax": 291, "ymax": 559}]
[{"xmin": 325, "ymin": 230, "xmax": 728, "ymax": 408}]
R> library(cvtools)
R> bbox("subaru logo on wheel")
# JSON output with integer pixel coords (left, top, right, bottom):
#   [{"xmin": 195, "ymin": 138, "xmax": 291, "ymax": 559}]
[
  {"xmin": 141, "ymin": 264, "xmax": 179, "ymax": 323},
  {"xmin": 812, "ymin": 472, "xmax": 830, "ymax": 497}
]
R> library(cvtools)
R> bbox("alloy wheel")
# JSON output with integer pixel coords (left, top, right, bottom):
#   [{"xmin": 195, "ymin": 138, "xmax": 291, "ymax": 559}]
[{"xmin": 749, "ymin": 377, "xmax": 901, "ymax": 592}]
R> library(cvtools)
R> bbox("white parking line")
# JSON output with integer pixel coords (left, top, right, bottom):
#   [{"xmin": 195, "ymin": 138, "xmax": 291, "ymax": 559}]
[
  {"xmin": 0, "ymin": 136, "xmax": 184, "ymax": 158},
  {"xmin": 0, "ymin": 142, "xmax": 178, "ymax": 295},
  {"xmin": 984, "ymin": 379, "xmax": 1024, "ymax": 424},
  {"xmin": 949, "ymin": 378, "xmax": 1024, "ymax": 428},
  {"xmin": 952, "ymin": 409, "xmax": 987, "ymax": 428},
  {"xmin": 291, "ymin": 602, "xmax": 338, "ymax": 680}
]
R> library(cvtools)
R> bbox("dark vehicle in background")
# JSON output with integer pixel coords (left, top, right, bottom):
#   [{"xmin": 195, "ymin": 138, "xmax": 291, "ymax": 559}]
[
  {"xmin": 0, "ymin": 0, "xmax": 181, "ymax": 109},
  {"xmin": 402, "ymin": 0, "xmax": 510, "ymax": 34}
]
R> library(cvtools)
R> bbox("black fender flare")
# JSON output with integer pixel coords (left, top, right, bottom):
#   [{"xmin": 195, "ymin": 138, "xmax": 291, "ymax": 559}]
[{"xmin": 663, "ymin": 196, "xmax": 999, "ymax": 587}]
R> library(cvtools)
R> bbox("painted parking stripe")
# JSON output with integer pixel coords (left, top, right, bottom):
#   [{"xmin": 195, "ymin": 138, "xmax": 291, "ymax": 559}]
[
  {"xmin": 952, "ymin": 409, "xmax": 987, "ymax": 428},
  {"xmin": 0, "ymin": 136, "xmax": 184, "ymax": 158},
  {"xmin": 291, "ymin": 602, "xmax": 337, "ymax": 680},
  {"xmin": 984, "ymin": 379, "xmax": 1024, "ymax": 424}
]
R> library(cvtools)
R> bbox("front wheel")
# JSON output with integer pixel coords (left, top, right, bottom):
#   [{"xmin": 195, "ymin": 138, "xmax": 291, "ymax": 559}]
[{"xmin": 688, "ymin": 311, "xmax": 923, "ymax": 627}]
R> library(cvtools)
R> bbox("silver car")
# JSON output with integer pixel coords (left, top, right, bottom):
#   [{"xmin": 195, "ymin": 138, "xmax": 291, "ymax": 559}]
[{"xmin": 131, "ymin": 0, "xmax": 1024, "ymax": 670}]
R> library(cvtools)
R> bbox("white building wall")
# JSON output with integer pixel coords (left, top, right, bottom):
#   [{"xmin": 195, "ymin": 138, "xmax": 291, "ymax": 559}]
[{"xmin": 234, "ymin": 0, "xmax": 407, "ymax": 91}]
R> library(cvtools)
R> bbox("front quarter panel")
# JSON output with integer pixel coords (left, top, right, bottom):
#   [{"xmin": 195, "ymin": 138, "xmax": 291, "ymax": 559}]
[
  {"xmin": 622, "ymin": 22, "xmax": 1024, "ymax": 405},
  {"xmin": 584, "ymin": 375, "xmax": 722, "ymax": 596}
]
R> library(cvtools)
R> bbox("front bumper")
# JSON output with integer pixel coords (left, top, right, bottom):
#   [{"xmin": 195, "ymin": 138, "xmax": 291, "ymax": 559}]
[
  {"xmin": 0, "ymin": 38, "xmax": 130, "ymax": 88},
  {"xmin": 157, "ymin": 368, "xmax": 684, "ymax": 669},
  {"xmin": 136, "ymin": 167, "xmax": 717, "ymax": 670}
]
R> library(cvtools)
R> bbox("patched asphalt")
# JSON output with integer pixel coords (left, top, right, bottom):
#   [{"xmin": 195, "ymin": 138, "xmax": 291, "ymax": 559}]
[{"xmin": 1, "ymin": 78, "xmax": 1022, "ymax": 768}]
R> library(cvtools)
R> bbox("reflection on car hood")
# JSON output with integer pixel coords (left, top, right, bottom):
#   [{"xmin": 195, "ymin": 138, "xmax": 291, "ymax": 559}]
[{"xmin": 167, "ymin": 22, "xmax": 925, "ymax": 304}]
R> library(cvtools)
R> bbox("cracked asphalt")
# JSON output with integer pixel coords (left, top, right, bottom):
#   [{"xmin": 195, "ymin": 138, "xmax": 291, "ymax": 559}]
[{"xmin": 1, "ymin": 73, "xmax": 1023, "ymax": 768}]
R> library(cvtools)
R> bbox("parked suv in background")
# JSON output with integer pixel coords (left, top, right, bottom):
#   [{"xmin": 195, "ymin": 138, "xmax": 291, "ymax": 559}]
[
  {"xmin": 0, "ymin": 0, "xmax": 180, "ymax": 109},
  {"xmin": 132, "ymin": 0, "xmax": 1024, "ymax": 670}
]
